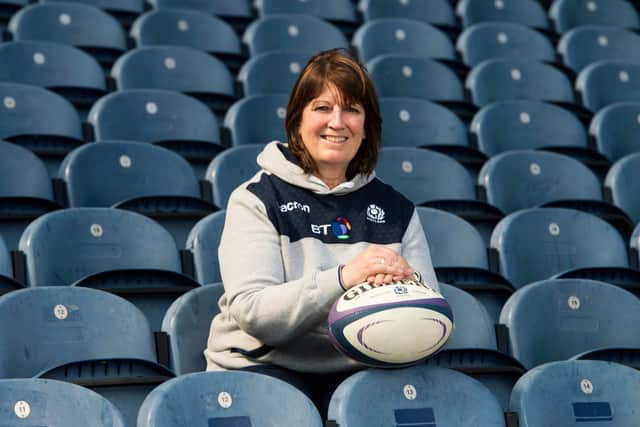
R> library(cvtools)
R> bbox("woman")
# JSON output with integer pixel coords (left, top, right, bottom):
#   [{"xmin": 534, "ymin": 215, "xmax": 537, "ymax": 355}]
[{"xmin": 205, "ymin": 48, "xmax": 438, "ymax": 415}]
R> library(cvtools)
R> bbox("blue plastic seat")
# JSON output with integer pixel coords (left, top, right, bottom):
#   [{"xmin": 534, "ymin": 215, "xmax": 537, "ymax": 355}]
[
  {"xmin": 359, "ymin": 0, "xmax": 457, "ymax": 29},
  {"xmin": 0, "ymin": 82, "xmax": 84, "ymax": 175},
  {"xmin": 130, "ymin": 8, "xmax": 243, "ymax": 72},
  {"xmin": 237, "ymin": 51, "xmax": 312, "ymax": 96},
  {"xmin": 18, "ymin": 208, "xmax": 201, "ymax": 329},
  {"xmin": 256, "ymin": 0, "xmax": 358, "ymax": 35},
  {"xmin": 511, "ymin": 360, "xmax": 640, "ymax": 425},
  {"xmin": 0, "ymin": 286, "xmax": 174, "ymax": 426},
  {"xmin": 470, "ymin": 100, "xmax": 608, "ymax": 178},
  {"xmin": 479, "ymin": 150, "xmax": 631, "ymax": 238},
  {"xmin": 161, "ymin": 282, "xmax": 224, "ymax": 374},
  {"xmin": 550, "ymin": 0, "xmax": 640, "ymax": 34},
  {"xmin": 590, "ymin": 101, "xmax": 640, "ymax": 162},
  {"xmin": 353, "ymin": 18, "xmax": 455, "ymax": 64},
  {"xmin": 148, "ymin": 0, "xmax": 253, "ymax": 33},
  {"xmin": 457, "ymin": 22, "xmax": 556, "ymax": 68},
  {"xmin": 138, "ymin": 370, "xmax": 323, "ymax": 427},
  {"xmin": 417, "ymin": 208, "xmax": 513, "ymax": 323},
  {"xmin": 376, "ymin": 147, "xmax": 503, "ymax": 243},
  {"xmin": 328, "ymin": 366, "xmax": 506, "ymax": 426},
  {"xmin": 111, "ymin": 46, "xmax": 235, "ymax": 116},
  {"xmin": 430, "ymin": 283, "xmax": 524, "ymax": 410},
  {"xmin": 466, "ymin": 59, "xmax": 576, "ymax": 107},
  {"xmin": 0, "ymin": 378, "xmax": 126, "ymax": 426},
  {"xmin": 490, "ymin": 208, "xmax": 640, "ymax": 292},
  {"xmin": 59, "ymin": 141, "xmax": 217, "ymax": 247},
  {"xmin": 223, "ymin": 94, "xmax": 288, "ymax": 146},
  {"xmin": 0, "ymin": 140, "xmax": 61, "ymax": 251},
  {"xmin": 0, "ymin": 234, "xmax": 21, "ymax": 293},
  {"xmin": 8, "ymin": 3, "xmax": 127, "ymax": 69},
  {"xmin": 185, "ymin": 210, "xmax": 225, "ymax": 285},
  {"xmin": 205, "ymin": 145, "xmax": 263, "ymax": 208},
  {"xmin": 379, "ymin": 97, "xmax": 485, "ymax": 174},
  {"xmin": 576, "ymin": 61, "xmax": 640, "ymax": 113},
  {"xmin": 242, "ymin": 14, "xmax": 349, "ymax": 57},
  {"xmin": 605, "ymin": 153, "xmax": 640, "ymax": 225},
  {"xmin": 88, "ymin": 89, "xmax": 223, "ymax": 177},
  {"xmin": 40, "ymin": 0, "xmax": 145, "ymax": 29},
  {"xmin": 558, "ymin": 26, "xmax": 640, "ymax": 74},
  {"xmin": 457, "ymin": 0, "xmax": 550, "ymax": 30},
  {"xmin": 500, "ymin": 278, "xmax": 640, "ymax": 370}
]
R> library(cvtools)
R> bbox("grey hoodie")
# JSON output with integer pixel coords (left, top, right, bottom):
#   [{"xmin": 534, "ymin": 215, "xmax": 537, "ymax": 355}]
[{"xmin": 205, "ymin": 142, "xmax": 438, "ymax": 373}]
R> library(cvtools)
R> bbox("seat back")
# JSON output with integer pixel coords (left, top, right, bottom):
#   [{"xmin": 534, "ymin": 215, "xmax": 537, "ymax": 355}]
[
  {"xmin": 186, "ymin": 210, "xmax": 226, "ymax": 285},
  {"xmin": 138, "ymin": 370, "xmax": 323, "ymax": 427},
  {"xmin": 605, "ymin": 153, "xmax": 640, "ymax": 224},
  {"xmin": 0, "ymin": 140, "xmax": 54, "ymax": 201},
  {"xmin": 491, "ymin": 208, "xmax": 629, "ymax": 288},
  {"xmin": 205, "ymin": 145, "xmax": 263, "ymax": 208},
  {"xmin": 328, "ymin": 365, "xmax": 505, "ymax": 426},
  {"xmin": 0, "ymin": 378, "xmax": 125, "ymax": 426},
  {"xmin": 238, "ymin": 51, "xmax": 311, "ymax": 96},
  {"xmin": 466, "ymin": 59, "xmax": 575, "ymax": 107},
  {"xmin": 457, "ymin": 0, "xmax": 550, "ymax": 30},
  {"xmin": 510, "ymin": 360, "xmax": 640, "ymax": 425},
  {"xmin": 224, "ymin": 94, "xmax": 288, "ymax": 146},
  {"xmin": 149, "ymin": 0, "xmax": 252, "ymax": 20},
  {"xmin": 550, "ymin": 0, "xmax": 640, "ymax": 33},
  {"xmin": 256, "ymin": 0, "xmax": 357, "ymax": 25},
  {"xmin": 360, "ymin": 0, "xmax": 456, "ymax": 28},
  {"xmin": 590, "ymin": 101, "xmax": 640, "ymax": 162},
  {"xmin": 161, "ymin": 283, "xmax": 224, "ymax": 374},
  {"xmin": 353, "ymin": 18, "xmax": 455, "ymax": 63},
  {"xmin": 576, "ymin": 61, "xmax": 640, "ymax": 112}
]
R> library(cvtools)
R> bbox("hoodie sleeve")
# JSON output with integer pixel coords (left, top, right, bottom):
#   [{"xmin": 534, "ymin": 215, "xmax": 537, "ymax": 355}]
[
  {"xmin": 401, "ymin": 209, "xmax": 439, "ymax": 291},
  {"xmin": 218, "ymin": 184, "xmax": 344, "ymax": 347}
]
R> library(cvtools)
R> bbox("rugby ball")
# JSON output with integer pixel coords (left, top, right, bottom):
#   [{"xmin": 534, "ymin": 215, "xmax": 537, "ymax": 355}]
[{"xmin": 328, "ymin": 279, "xmax": 453, "ymax": 368}]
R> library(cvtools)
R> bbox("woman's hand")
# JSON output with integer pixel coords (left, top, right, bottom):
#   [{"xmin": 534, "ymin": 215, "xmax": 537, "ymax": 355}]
[{"xmin": 340, "ymin": 245, "xmax": 415, "ymax": 288}]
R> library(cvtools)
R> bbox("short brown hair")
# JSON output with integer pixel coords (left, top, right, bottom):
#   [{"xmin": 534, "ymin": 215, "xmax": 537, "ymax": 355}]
[{"xmin": 285, "ymin": 48, "xmax": 382, "ymax": 180}]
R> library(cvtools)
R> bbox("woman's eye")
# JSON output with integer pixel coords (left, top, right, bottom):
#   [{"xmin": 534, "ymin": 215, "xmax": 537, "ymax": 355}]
[{"xmin": 314, "ymin": 105, "xmax": 330, "ymax": 112}]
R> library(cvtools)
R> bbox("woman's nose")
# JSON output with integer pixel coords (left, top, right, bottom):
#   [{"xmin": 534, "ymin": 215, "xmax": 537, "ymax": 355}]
[{"xmin": 328, "ymin": 106, "xmax": 345, "ymax": 128}]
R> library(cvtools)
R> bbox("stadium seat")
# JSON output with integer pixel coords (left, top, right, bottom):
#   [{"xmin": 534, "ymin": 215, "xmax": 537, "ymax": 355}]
[
  {"xmin": 130, "ymin": 8, "xmax": 244, "ymax": 73},
  {"xmin": 0, "ymin": 140, "xmax": 61, "ymax": 251},
  {"xmin": 237, "ymin": 51, "xmax": 311, "ymax": 96},
  {"xmin": 110, "ymin": 46, "xmax": 236, "ymax": 117},
  {"xmin": 18, "ymin": 208, "xmax": 201, "ymax": 329},
  {"xmin": 255, "ymin": 0, "xmax": 358, "ymax": 35},
  {"xmin": 558, "ymin": 26, "xmax": 640, "ymax": 74},
  {"xmin": 0, "ymin": 41, "xmax": 107, "ymax": 116},
  {"xmin": 358, "ymin": 0, "xmax": 457, "ymax": 30},
  {"xmin": 379, "ymin": 97, "xmax": 484, "ymax": 173},
  {"xmin": 41, "ymin": 0, "xmax": 145, "ymax": 29},
  {"xmin": 0, "ymin": 378, "xmax": 126, "ymax": 426},
  {"xmin": 161, "ymin": 282, "xmax": 224, "ymax": 374},
  {"xmin": 352, "ymin": 18, "xmax": 455, "ymax": 64},
  {"xmin": 88, "ymin": 89, "xmax": 223, "ymax": 177},
  {"xmin": 205, "ymin": 145, "xmax": 263, "ymax": 208},
  {"xmin": 490, "ymin": 208, "xmax": 640, "ymax": 292},
  {"xmin": 0, "ymin": 286, "xmax": 174, "ymax": 426},
  {"xmin": 223, "ymin": 94, "xmax": 288, "ymax": 146},
  {"xmin": 148, "ymin": 0, "xmax": 253, "ymax": 33},
  {"xmin": 8, "ymin": 3, "xmax": 128, "ymax": 69},
  {"xmin": 242, "ymin": 14, "xmax": 349, "ymax": 57},
  {"xmin": 550, "ymin": 0, "xmax": 640, "ymax": 34},
  {"xmin": 466, "ymin": 58, "xmax": 576, "ymax": 107},
  {"xmin": 328, "ymin": 365, "xmax": 506, "ymax": 426},
  {"xmin": 376, "ymin": 147, "xmax": 503, "ymax": 243},
  {"xmin": 457, "ymin": 0, "xmax": 550, "ymax": 30},
  {"xmin": 185, "ymin": 210, "xmax": 225, "ymax": 285},
  {"xmin": 138, "ymin": 370, "xmax": 323, "ymax": 427},
  {"xmin": 432, "ymin": 284, "xmax": 525, "ymax": 410},
  {"xmin": 500, "ymin": 278, "xmax": 640, "ymax": 370},
  {"xmin": 510, "ymin": 360, "xmax": 640, "ymax": 425},
  {"xmin": 456, "ymin": 22, "xmax": 556, "ymax": 68},
  {"xmin": 0, "ymin": 83, "xmax": 84, "ymax": 175},
  {"xmin": 590, "ymin": 101, "xmax": 640, "ymax": 163},
  {"xmin": 0, "ymin": 234, "xmax": 21, "ymax": 293},
  {"xmin": 576, "ymin": 61, "xmax": 640, "ymax": 113},
  {"xmin": 470, "ymin": 100, "xmax": 609, "ymax": 178},
  {"xmin": 479, "ymin": 150, "xmax": 632, "ymax": 238},
  {"xmin": 417, "ymin": 208, "xmax": 513, "ymax": 322},
  {"xmin": 605, "ymin": 153, "xmax": 640, "ymax": 225},
  {"xmin": 59, "ymin": 141, "xmax": 217, "ymax": 247}
]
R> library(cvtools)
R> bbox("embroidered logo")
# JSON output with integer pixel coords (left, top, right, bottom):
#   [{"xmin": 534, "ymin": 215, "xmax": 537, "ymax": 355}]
[{"xmin": 366, "ymin": 204, "xmax": 386, "ymax": 224}]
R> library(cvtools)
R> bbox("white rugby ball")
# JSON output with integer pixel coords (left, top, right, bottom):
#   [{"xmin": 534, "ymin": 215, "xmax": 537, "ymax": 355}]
[{"xmin": 328, "ymin": 279, "xmax": 453, "ymax": 368}]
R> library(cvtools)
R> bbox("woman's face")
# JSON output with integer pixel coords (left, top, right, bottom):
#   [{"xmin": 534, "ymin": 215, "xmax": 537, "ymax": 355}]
[{"xmin": 298, "ymin": 84, "xmax": 366, "ymax": 180}]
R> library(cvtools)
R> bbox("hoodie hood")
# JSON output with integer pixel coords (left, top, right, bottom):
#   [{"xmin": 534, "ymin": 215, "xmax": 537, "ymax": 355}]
[{"xmin": 256, "ymin": 141, "xmax": 376, "ymax": 196}]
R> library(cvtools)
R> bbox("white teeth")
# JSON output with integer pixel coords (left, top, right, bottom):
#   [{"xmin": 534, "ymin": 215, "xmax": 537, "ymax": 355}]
[{"xmin": 322, "ymin": 135, "xmax": 348, "ymax": 143}]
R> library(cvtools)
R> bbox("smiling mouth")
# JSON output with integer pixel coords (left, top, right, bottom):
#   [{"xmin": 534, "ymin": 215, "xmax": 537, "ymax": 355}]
[{"xmin": 322, "ymin": 135, "xmax": 348, "ymax": 143}]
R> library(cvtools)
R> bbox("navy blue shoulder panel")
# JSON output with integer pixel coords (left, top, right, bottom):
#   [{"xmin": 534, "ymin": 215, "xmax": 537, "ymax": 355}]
[{"xmin": 247, "ymin": 174, "xmax": 415, "ymax": 244}]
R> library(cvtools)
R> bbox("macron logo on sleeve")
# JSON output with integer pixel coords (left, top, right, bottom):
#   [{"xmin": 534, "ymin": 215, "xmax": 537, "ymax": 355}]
[{"xmin": 279, "ymin": 201, "xmax": 310, "ymax": 213}]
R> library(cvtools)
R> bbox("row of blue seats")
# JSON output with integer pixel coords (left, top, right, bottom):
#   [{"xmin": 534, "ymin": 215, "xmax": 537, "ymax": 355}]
[{"xmin": 4, "ymin": 358, "xmax": 639, "ymax": 426}]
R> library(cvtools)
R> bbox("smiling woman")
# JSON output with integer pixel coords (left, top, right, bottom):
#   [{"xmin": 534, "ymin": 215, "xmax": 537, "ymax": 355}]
[{"xmin": 204, "ymin": 48, "xmax": 439, "ymax": 418}]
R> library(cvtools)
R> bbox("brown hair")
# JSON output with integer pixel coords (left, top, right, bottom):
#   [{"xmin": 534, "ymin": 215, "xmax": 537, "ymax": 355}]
[{"xmin": 285, "ymin": 48, "xmax": 382, "ymax": 180}]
